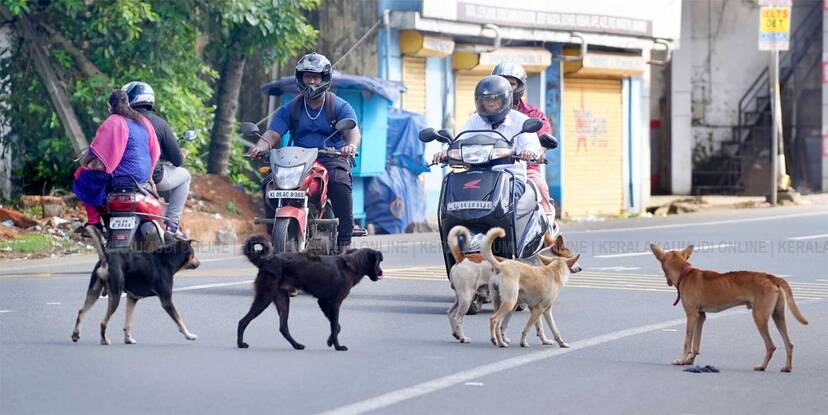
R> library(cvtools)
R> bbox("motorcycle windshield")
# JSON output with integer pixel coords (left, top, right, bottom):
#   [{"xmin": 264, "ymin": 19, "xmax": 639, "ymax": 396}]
[{"xmin": 269, "ymin": 147, "xmax": 318, "ymax": 168}]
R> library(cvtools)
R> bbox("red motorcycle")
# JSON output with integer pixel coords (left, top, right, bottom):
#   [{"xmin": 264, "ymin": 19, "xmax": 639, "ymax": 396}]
[{"xmin": 241, "ymin": 120, "xmax": 366, "ymax": 255}]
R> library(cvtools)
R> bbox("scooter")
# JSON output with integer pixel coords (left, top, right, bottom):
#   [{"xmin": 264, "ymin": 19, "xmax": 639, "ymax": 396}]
[
  {"xmin": 420, "ymin": 118, "xmax": 559, "ymax": 313},
  {"xmin": 240, "ymin": 120, "xmax": 367, "ymax": 255},
  {"xmin": 103, "ymin": 130, "xmax": 198, "ymax": 251}
]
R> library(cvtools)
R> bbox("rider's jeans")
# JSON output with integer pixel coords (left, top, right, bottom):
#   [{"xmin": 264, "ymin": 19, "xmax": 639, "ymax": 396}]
[
  {"xmin": 156, "ymin": 164, "xmax": 191, "ymax": 229},
  {"xmin": 527, "ymin": 164, "xmax": 554, "ymax": 217}
]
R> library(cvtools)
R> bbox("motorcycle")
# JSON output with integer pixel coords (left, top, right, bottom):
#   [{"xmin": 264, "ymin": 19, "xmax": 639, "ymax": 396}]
[
  {"xmin": 103, "ymin": 129, "xmax": 198, "ymax": 251},
  {"xmin": 240, "ymin": 120, "xmax": 367, "ymax": 255},
  {"xmin": 420, "ymin": 119, "xmax": 559, "ymax": 313}
]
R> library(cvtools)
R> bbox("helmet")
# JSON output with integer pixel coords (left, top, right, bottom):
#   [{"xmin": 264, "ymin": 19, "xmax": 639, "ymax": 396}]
[
  {"xmin": 474, "ymin": 75, "xmax": 513, "ymax": 126},
  {"xmin": 295, "ymin": 53, "xmax": 332, "ymax": 100},
  {"xmin": 121, "ymin": 81, "xmax": 155, "ymax": 110},
  {"xmin": 492, "ymin": 62, "xmax": 527, "ymax": 105}
]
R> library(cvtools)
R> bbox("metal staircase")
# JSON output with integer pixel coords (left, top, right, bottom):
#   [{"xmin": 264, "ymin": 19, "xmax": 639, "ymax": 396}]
[{"xmin": 692, "ymin": 2, "xmax": 822, "ymax": 194}]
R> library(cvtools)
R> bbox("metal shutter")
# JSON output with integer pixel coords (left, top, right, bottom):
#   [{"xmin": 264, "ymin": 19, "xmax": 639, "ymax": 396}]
[
  {"xmin": 401, "ymin": 56, "xmax": 426, "ymax": 115},
  {"xmin": 453, "ymin": 71, "xmax": 485, "ymax": 130},
  {"xmin": 562, "ymin": 77, "xmax": 624, "ymax": 218}
]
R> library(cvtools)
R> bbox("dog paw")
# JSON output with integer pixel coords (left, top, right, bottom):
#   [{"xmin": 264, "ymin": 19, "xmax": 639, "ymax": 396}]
[
  {"xmin": 557, "ymin": 341, "xmax": 571, "ymax": 348},
  {"xmin": 753, "ymin": 366, "xmax": 766, "ymax": 371},
  {"xmin": 327, "ymin": 338, "xmax": 334, "ymax": 347},
  {"xmin": 184, "ymin": 333, "xmax": 198, "ymax": 341},
  {"xmin": 237, "ymin": 342, "xmax": 249, "ymax": 349},
  {"xmin": 459, "ymin": 336, "xmax": 471, "ymax": 343},
  {"xmin": 124, "ymin": 336, "xmax": 136, "ymax": 345},
  {"xmin": 781, "ymin": 366, "xmax": 791, "ymax": 373},
  {"xmin": 520, "ymin": 341, "xmax": 530, "ymax": 348},
  {"xmin": 335, "ymin": 345, "xmax": 348, "ymax": 351},
  {"xmin": 502, "ymin": 337, "xmax": 512, "ymax": 346},
  {"xmin": 292, "ymin": 343, "xmax": 305, "ymax": 350},
  {"xmin": 71, "ymin": 332, "xmax": 80, "ymax": 342},
  {"xmin": 100, "ymin": 338, "xmax": 110, "ymax": 346},
  {"xmin": 540, "ymin": 339, "xmax": 555, "ymax": 345},
  {"xmin": 671, "ymin": 359, "xmax": 686, "ymax": 365}
]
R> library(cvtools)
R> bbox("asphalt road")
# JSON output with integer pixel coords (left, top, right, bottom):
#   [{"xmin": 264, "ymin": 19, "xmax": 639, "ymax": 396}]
[{"xmin": 1, "ymin": 205, "xmax": 827, "ymax": 414}]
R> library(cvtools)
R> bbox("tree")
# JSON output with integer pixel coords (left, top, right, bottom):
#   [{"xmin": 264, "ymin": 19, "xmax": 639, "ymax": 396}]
[
  {"xmin": 0, "ymin": 0, "xmax": 214, "ymax": 194},
  {"xmin": 201, "ymin": 0, "xmax": 318, "ymax": 176}
]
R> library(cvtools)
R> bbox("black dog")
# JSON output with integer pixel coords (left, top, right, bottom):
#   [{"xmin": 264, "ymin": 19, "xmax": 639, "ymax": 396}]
[
  {"xmin": 71, "ymin": 225, "xmax": 200, "ymax": 345},
  {"xmin": 237, "ymin": 235, "xmax": 384, "ymax": 351}
]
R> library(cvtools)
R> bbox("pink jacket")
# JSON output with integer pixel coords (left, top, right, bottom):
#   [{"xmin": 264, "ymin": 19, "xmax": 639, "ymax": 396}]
[
  {"xmin": 86, "ymin": 114, "xmax": 160, "ymax": 175},
  {"xmin": 516, "ymin": 99, "xmax": 552, "ymax": 137}
]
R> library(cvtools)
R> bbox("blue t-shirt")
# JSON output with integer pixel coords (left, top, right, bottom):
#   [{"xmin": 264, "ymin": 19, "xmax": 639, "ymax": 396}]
[
  {"xmin": 111, "ymin": 119, "xmax": 152, "ymax": 186},
  {"xmin": 268, "ymin": 95, "xmax": 357, "ymax": 149}
]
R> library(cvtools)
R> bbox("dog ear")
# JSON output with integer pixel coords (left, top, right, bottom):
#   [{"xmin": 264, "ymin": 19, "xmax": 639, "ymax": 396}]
[
  {"xmin": 681, "ymin": 245, "xmax": 694, "ymax": 259},
  {"xmin": 650, "ymin": 244, "xmax": 665, "ymax": 260},
  {"xmin": 566, "ymin": 254, "xmax": 581, "ymax": 269},
  {"xmin": 555, "ymin": 235, "xmax": 565, "ymax": 250},
  {"xmin": 538, "ymin": 254, "xmax": 555, "ymax": 265}
]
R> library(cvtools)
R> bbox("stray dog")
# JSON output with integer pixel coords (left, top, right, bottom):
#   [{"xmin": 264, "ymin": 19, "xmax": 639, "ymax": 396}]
[
  {"xmin": 71, "ymin": 225, "xmax": 200, "ymax": 345},
  {"xmin": 650, "ymin": 244, "xmax": 809, "ymax": 372},
  {"xmin": 446, "ymin": 226, "xmax": 576, "ymax": 343},
  {"xmin": 237, "ymin": 236, "xmax": 384, "ymax": 351},
  {"xmin": 482, "ymin": 227, "xmax": 580, "ymax": 348}
]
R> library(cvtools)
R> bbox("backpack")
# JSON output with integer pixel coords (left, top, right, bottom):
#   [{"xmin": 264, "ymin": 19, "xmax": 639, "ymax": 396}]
[{"xmin": 287, "ymin": 91, "xmax": 338, "ymax": 146}]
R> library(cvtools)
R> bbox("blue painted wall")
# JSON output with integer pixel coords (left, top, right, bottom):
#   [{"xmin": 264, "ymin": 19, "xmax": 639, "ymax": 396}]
[{"xmin": 544, "ymin": 43, "xmax": 563, "ymax": 212}]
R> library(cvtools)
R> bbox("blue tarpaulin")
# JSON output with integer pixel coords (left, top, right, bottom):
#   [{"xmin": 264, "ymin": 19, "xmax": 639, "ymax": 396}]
[
  {"xmin": 365, "ymin": 108, "xmax": 429, "ymax": 234},
  {"xmin": 261, "ymin": 71, "xmax": 406, "ymax": 103}
]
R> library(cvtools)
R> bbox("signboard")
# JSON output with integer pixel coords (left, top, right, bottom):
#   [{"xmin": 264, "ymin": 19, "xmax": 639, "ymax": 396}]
[{"xmin": 758, "ymin": 1, "xmax": 791, "ymax": 50}]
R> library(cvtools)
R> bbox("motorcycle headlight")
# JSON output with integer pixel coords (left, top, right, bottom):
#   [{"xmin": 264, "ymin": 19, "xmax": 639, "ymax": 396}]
[
  {"xmin": 491, "ymin": 148, "xmax": 514, "ymax": 160},
  {"xmin": 461, "ymin": 145, "xmax": 493, "ymax": 164},
  {"xmin": 447, "ymin": 149, "xmax": 461, "ymax": 160},
  {"xmin": 274, "ymin": 165, "xmax": 305, "ymax": 189}
]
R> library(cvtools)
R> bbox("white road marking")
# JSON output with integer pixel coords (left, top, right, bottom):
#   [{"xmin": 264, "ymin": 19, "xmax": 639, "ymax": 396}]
[
  {"xmin": 817, "ymin": 279, "xmax": 828, "ymax": 283},
  {"xmin": 594, "ymin": 243, "xmax": 736, "ymax": 258},
  {"xmin": 0, "ymin": 310, "xmax": 12, "ymax": 313},
  {"xmin": 567, "ymin": 211, "xmax": 828, "ymax": 234},
  {"xmin": 46, "ymin": 302, "xmax": 61, "ymax": 305},
  {"xmin": 173, "ymin": 280, "xmax": 253, "ymax": 292},
  {"xmin": 787, "ymin": 233, "xmax": 828, "ymax": 241},
  {"xmin": 589, "ymin": 266, "xmax": 641, "ymax": 271},
  {"xmin": 464, "ymin": 382, "xmax": 484, "ymax": 387},
  {"xmin": 660, "ymin": 329, "xmax": 678, "ymax": 332}
]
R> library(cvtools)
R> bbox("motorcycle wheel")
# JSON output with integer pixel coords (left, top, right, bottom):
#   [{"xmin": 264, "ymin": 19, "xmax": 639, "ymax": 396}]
[
  {"xmin": 466, "ymin": 294, "xmax": 484, "ymax": 315},
  {"xmin": 273, "ymin": 218, "xmax": 301, "ymax": 253}
]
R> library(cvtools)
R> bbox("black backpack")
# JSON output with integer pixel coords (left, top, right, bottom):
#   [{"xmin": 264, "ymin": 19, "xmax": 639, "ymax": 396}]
[{"xmin": 287, "ymin": 91, "xmax": 338, "ymax": 146}]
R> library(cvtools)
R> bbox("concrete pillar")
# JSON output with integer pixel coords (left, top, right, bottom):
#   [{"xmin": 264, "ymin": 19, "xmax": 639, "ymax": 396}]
[{"xmin": 670, "ymin": 0, "xmax": 693, "ymax": 195}]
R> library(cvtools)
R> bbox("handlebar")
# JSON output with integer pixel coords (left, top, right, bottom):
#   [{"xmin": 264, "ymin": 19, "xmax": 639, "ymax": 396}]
[{"xmin": 245, "ymin": 147, "xmax": 358, "ymax": 161}]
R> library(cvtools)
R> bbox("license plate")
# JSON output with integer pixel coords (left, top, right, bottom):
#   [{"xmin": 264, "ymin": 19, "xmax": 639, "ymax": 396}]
[
  {"xmin": 267, "ymin": 190, "xmax": 306, "ymax": 199},
  {"xmin": 109, "ymin": 217, "xmax": 136, "ymax": 229},
  {"xmin": 447, "ymin": 201, "xmax": 494, "ymax": 211}
]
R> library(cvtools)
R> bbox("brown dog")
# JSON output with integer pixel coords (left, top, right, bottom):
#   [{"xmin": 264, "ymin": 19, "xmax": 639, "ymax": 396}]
[
  {"xmin": 649, "ymin": 244, "xmax": 809, "ymax": 372},
  {"xmin": 482, "ymin": 227, "xmax": 581, "ymax": 348}
]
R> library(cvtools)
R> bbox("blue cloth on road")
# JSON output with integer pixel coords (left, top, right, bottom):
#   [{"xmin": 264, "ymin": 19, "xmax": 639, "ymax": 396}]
[{"xmin": 683, "ymin": 365, "xmax": 720, "ymax": 373}]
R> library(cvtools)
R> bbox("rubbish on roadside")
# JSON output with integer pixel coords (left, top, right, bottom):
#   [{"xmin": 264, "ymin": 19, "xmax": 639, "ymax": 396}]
[
  {"xmin": 683, "ymin": 365, "xmax": 720, "ymax": 373},
  {"xmin": 1, "ymin": 220, "xmax": 13, "ymax": 228}
]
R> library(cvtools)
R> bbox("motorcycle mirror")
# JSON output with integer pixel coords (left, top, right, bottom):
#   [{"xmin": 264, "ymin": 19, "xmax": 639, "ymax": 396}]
[
  {"xmin": 181, "ymin": 130, "xmax": 198, "ymax": 142},
  {"xmin": 437, "ymin": 129, "xmax": 455, "ymax": 143},
  {"xmin": 520, "ymin": 118, "xmax": 543, "ymax": 134},
  {"xmin": 335, "ymin": 118, "xmax": 356, "ymax": 131},
  {"xmin": 239, "ymin": 122, "xmax": 260, "ymax": 136},
  {"xmin": 419, "ymin": 128, "xmax": 439, "ymax": 143},
  {"xmin": 539, "ymin": 134, "xmax": 558, "ymax": 149}
]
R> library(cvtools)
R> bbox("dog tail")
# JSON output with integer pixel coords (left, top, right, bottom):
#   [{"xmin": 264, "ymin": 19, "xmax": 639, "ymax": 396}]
[
  {"xmin": 778, "ymin": 279, "xmax": 809, "ymax": 325},
  {"xmin": 85, "ymin": 225, "xmax": 108, "ymax": 281},
  {"xmin": 447, "ymin": 225, "xmax": 471, "ymax": 263},
  {"xmin": 480, "ymin": 227, "xmax": 506, "ymax": 271},
  {"xmin": 243, "ymin": 235, "xmax": 273, "ymax": 268}
]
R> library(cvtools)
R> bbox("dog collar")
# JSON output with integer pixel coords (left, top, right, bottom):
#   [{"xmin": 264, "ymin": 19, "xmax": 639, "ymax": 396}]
[{"xmin": 673, "ymin": 264, "xmax": 694, "ymax": 306}]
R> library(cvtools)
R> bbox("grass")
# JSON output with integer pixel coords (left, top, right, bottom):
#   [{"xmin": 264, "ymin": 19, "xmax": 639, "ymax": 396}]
[{"xmin": 0, "ymin": 233, "xmax": 54, "ymax": 253}]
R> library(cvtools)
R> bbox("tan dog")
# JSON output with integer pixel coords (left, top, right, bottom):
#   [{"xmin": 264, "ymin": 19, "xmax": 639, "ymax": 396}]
[
  {"xmin": 649, "ymin": 244, "xmax": 809, "ymax": 372},
  {"xmin": 482, "ymin": 227, "xmax": 580, "ymax": 348}
]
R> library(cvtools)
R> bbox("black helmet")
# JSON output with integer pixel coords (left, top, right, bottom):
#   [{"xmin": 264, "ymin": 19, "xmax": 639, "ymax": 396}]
[
  {"xmin": 295, "ymin": 52, "xmax": 332, "ymax": 100},
  {"xmin": 474, "ymin": 75, "xmax": 513, "ymax": 126},
  {"xmin": 121, "ymin": 81, "xmax": 155, "ymax": 110},
  {"xmin": 492, "ymin": 62, "xmax": 527, "ymax": 105}
]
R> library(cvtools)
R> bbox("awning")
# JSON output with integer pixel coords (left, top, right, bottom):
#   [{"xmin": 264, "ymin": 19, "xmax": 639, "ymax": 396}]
[
  {"xmin": 261, "ymin": 71, "xmax": 407, "ymax": 103},
  {"xmin": 563, "ymin": 51, "xmax": 646, "ymax": 78},
  {"xmin": 453, "ymin": 46, "xmax": 552, "ymax": 73},
  {"xmin": 400, "ymin": 30, "xmax": 455, "ymax": 57}
]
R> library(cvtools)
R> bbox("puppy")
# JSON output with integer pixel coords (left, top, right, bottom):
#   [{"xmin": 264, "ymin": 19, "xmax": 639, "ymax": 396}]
[
  {"xmin": 650, "ymin": 244, "xmax": 808, "ymax": 372},
  {"xmin": 72, "ymin": 225, "xmax": 200, "ymax": 345},
  {"xmin": 237, "ymin": 236, "xmax": 384, "ymax": 351},
  {"xmin": 482, "ymin": 227, "xmax": 580, "ymax": 348}
]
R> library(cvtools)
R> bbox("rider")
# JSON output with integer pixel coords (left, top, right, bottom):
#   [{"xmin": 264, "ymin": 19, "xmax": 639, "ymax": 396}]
[
  {"xmin": 491, "ymin": 62, "xmax": 556, "ymax": 221},
  {"xmin": 73, "ymin": 90, "xmax": 160, "ymax": 232},
  {"xmin": 433, "ymin": 75, "xmax": 542, "ymax": 201},
  {"xmin": 123, "ymin": 81, "xmax": 191, "ymax": 237},
  {"xmin": 247, "ymin": 52, "xmax": 360, "ymax": 252}
]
